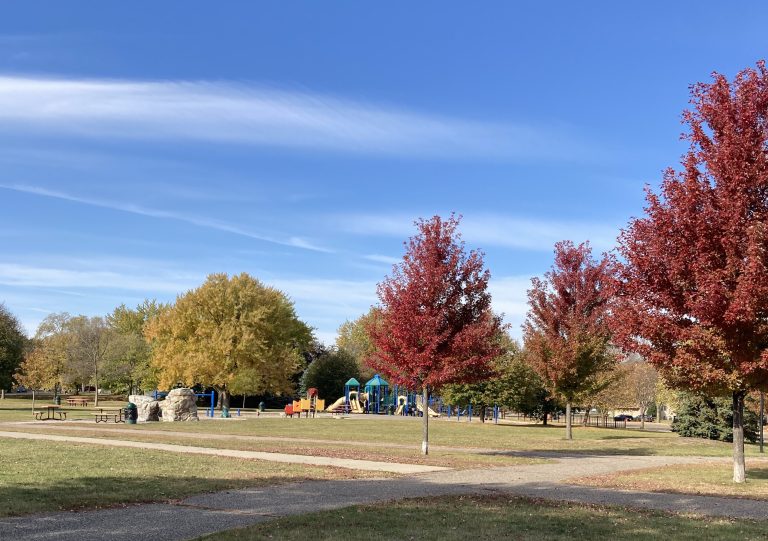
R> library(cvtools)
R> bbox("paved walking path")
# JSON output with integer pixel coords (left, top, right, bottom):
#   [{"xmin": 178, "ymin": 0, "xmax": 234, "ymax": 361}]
[
  {"xmin": 0, "ymin": 431, "xmax": 447, "ymax": 474},
  {"xmin": 2, "ymin": 434, "xmax": 763, "ymax": 541}
]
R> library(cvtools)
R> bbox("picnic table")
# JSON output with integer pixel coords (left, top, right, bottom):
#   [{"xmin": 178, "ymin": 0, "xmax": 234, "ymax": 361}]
[
  {"xmin": 91, "ymin": 407, "xmax": 125, "ymax": 423},
  {"xmin": 34, "ymin": 405, "xmax": 67, "ymax": 421},
  {"xmin": 66, "ymin": 397, "xmax": 89, "ymax": 407}
]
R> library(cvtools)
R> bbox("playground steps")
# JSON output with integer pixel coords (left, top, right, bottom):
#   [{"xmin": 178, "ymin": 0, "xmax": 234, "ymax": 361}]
[{"xmin": 326, "ymin": 403, "xmax": 350, "ymax": 414}]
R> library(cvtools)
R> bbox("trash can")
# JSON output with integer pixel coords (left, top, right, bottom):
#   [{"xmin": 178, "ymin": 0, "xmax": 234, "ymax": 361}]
[
  {"xmin": 258, "ymin": 401, "xmax": 265, "ymax": 413},
  {"xmin": 124, "ymin": 402, "xmax": 138, "ymax": 424},
  {"xmin": 221, "ymin": 406, "xmax": 231, "ymax": 418}
]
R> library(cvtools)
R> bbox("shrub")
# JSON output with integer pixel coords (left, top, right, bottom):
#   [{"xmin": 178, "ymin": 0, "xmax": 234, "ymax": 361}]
[{"xmin": 672, "ymin": 392, "xmax": 758, "ymax": 443}]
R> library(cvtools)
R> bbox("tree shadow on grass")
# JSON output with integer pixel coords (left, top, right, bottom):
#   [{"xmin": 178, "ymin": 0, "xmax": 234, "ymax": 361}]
[
  {"xmin": 0, "ymin": 474, "xmax": 297, "ymax": 517},
  {"xmin": 476, "ymin": 447, "xmax": 661, "ymax": 458}
]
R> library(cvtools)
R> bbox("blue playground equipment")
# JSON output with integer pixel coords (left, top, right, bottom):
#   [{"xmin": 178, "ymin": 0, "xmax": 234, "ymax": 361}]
[
  {"xmin": 363, "ymin": 374, "xmax": 389, "ymax": 414},
  {"xmin": 153, "ymin": 389, "xmax": 215, "ymax": 418},
  {"xmin": 344, "ymin": 377, "xmax": 360, "ymax": 409}
]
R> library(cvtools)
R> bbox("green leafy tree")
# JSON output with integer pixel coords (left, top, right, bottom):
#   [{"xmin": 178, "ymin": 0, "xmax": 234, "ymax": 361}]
[
  {"xmin": 104, "ymin": 300, "xmax": 165, "ymax": 394},
  {"xmin": 336, "ymin": 308, "xmax": 379, "ymax": 381},
  {"xmin": 504, "ymin": 351, "xmax": 562, "ymax": 424},
  {"xmin": 300, "ymin": 348, "xmax": 361, "ymax": 401},
  {"xmin": 0, "ymin": 303, "xmax": 26, "ymax": 394},
  {"xmin": 443, "ymin": 338, "xmax": 560, "ymax": 424},
  {"xmin": 146, "ymin": 273, "xmax": 313, "ymax": 408},
  {"xmin": 673, "ymin": 392, "xmax": 759, "ymax": 443}
]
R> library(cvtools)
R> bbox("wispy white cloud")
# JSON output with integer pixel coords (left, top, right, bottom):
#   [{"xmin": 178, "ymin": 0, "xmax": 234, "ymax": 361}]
[
  {"xmin": 268, "ymin": 278, "xmax": 377, "ymax": 315},
  {"xmin": 339, "ymin": 213, "xmax": 620, "ymax": 252},
  {"xmin": 265, "ymin": 273, "xmax": 535, "ymax": 345},
  {"xmin": 0, "ymin": 75, "xmax": 601, "ymax": 161},
  {"xmin": 0, "ymin": 183, "xmax": 332, "ymax": 253},
  {"xmin": 0, "ymin": 262, "xmax": 202, "ymax": 293},
  {"xmin": 362, "ymin": 254, "xmax": 401, "ymax": 265}
]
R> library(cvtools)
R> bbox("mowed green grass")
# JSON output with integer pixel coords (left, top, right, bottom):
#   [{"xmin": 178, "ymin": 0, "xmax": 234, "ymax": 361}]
[
  {"xmin": 0, "ymin": 425, "xmax": 546, "ymax": 468},
  {"xmin": 1, "ymin": 399, "xmax": 756, "ymax": 458},
  {"xmin": 60, "ymin": 415, "xmax": 759, "ymax": 458},
  {"xmin": 196, "ymin": 495, "xmax": 768, "ymax": 541},
  {"xmin": 571, "ymin": 461, "xmax": 768, "ymax": 500},
  {"xmin": 0, "ymin": 438, "xmax": 378, "ymax": 517}
]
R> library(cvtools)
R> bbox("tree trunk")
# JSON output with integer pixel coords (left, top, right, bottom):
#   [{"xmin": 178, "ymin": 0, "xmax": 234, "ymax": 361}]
[
  {"xmin": 542, "ymin": 413, "xmax": 548, "ymax": 426},
  {"xmin": 243, "ymin": 395, "xmax": 247, "ymax": 409},
  {"xmin": 422, "ymin": 386, "xmax": 429, "ymax": 455},
  {"xmin": 565, "ymin": 401, "xmax": 573, "ymax": 440},
  {"xmin": 94, "ymin": 372, "xmax": 99, "ymax": 407},
  {"xmin": 582, "ymin": 405, "xmax": 590, "ymax": 427},
  {"xmin": 31, "ymin": 389, "xmax": 36, "ymax": 413},
  {"xmin": 641, "ymin": 406, "xmax": 646, "ymax": 430},
  {"xmin": 480, "ymin": 405, "xmax": 487, "ymax": 423},
  {"xmin": 733, "ymin": 390, "xmax": 746, "ymax": 483}
]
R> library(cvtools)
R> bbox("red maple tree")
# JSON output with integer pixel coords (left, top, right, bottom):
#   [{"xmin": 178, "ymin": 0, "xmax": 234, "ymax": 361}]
[
  {"xmin": 614, "ymin": 62, "xmax": 768, "ymax": 482},
  {"xmin": 367, "ymin": 215, "xmax": 503, "ymax": 454},
  {"xmin": 523, "ymin": 241, "xmax": 616, "ymax": 440}
]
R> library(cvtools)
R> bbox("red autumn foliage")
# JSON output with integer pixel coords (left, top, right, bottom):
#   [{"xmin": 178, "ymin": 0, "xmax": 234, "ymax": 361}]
[
  {"xmin": 524, "ymin": 241, "xmax": 616, "ymax": 403},
  {"xmin": 367, "ymin": 215, "xmax": 503, "ymax": 392},
  {"xmin": 614, "ymin": 62, "xmax": 768, "ymax": 395}
]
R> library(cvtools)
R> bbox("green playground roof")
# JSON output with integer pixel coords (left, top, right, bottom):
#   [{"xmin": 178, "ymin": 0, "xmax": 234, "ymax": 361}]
[
  {"xmin": 345, "ymin": 378, "xmax": 360, "ymax": 387},
  {"xmin": 364, "ymin": 374, "xmax": 389, "ymax": 387}
]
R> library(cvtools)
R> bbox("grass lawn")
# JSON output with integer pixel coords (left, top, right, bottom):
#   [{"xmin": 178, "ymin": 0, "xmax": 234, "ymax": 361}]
[
  {"xmin": 1, "ymin": 399, "xmax": 759, "ymax": 459},
  {"xmin": 0, "ymin": 425, "xmax": 547, "ymax": 468},
  {"xmin": 0, "ymin": 438, "xmax": 379, "ymax": 517},
  {"xmin": 570, "ymin": 460, "xmax": 768, "ymax": 500},
  {"xmin": 195, "ymin": 494, "xmax": 768, "ymax": 541},
  {"xmin": 24, "ymin": 415, "xmax": 759, "ymax": 458}
]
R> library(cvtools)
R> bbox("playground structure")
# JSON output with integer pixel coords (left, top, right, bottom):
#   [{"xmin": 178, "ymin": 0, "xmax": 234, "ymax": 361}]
[
  {"xmin": 324, "ymin": 374, "xmax": 442, "ymax": 418},
  {"xmin": 326, "ymin": 378, "xmax": 365, "ymax": 414},
  {"xmin": 416, "ymin": 394, "xmax": 440, "ymax": 418},
  {"xmin": 316, "ymin": 375, "xmax": 513, "ymax": 423},
  {"xmin": 286, "ymin": 388, "xmax": 325, "ymax": 418},
  {"xmin": 364, "ymin": 374, "xmax": 389, "ymax": 414}
]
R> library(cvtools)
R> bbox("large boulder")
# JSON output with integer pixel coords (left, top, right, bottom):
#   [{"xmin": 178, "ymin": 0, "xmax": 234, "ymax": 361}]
[
  {"xmin": 159, "ymin": 388, "xmax": 199, "ymax": 422},
  {"xmin": 129, "ymin": 395, "xmax": 160, "ymax": 422}
]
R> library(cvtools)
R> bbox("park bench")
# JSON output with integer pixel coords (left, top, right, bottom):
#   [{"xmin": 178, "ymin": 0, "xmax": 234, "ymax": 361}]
[
  {"xmin": 91, "ymin": 408, "xmax": 124, "ymax": 423},
  {"xmin": 66, "ymin": 397, "xmax": 89, "ymax": 407}
]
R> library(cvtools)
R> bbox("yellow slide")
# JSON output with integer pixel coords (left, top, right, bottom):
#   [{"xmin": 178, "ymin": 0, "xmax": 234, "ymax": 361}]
[
  {"xmin": 416, "ymin": 396, "xmax": 440, "ymax": 417},
  {"xmin": 350, "ymin": 398, "xmax": 363, "ymax": 413},
  {"xmin": 325, "ymin": 396, "xmax": 347, "ymax": 412}
]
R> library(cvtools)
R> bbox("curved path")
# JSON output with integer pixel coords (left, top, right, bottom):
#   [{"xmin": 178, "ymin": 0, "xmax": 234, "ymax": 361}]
[
  {"xmin": 0, "ymin": 431, "xmax": 764, "ymax": 541},
  {"xmin": 0, "ymin": 430, "xmax": 446, "ymax": 474}
]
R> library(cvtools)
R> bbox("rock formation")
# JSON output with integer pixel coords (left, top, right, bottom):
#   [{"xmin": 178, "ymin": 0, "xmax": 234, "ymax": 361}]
[
  {"xmin": 159, "ymin": 388, "xmax": 199, "ymax": 421},
  {"xmin": 128, "ymin": 395, "xmax": 160, "ymax": 422}
]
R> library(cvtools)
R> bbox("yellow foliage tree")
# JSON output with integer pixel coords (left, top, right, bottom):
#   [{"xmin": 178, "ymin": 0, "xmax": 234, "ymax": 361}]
[
  {"xmin": 335, "ymin": 307, "xmax": 380, "ymax": 381},
  {"xmin": 146, "ymin": 273, "xmax": 313, "ymax": 408}
]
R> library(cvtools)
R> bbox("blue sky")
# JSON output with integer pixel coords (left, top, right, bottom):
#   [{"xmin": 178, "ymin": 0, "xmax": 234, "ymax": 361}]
[{"xmin": 1, "ymin": 2, "xmax": 766, "ymax": 343}]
